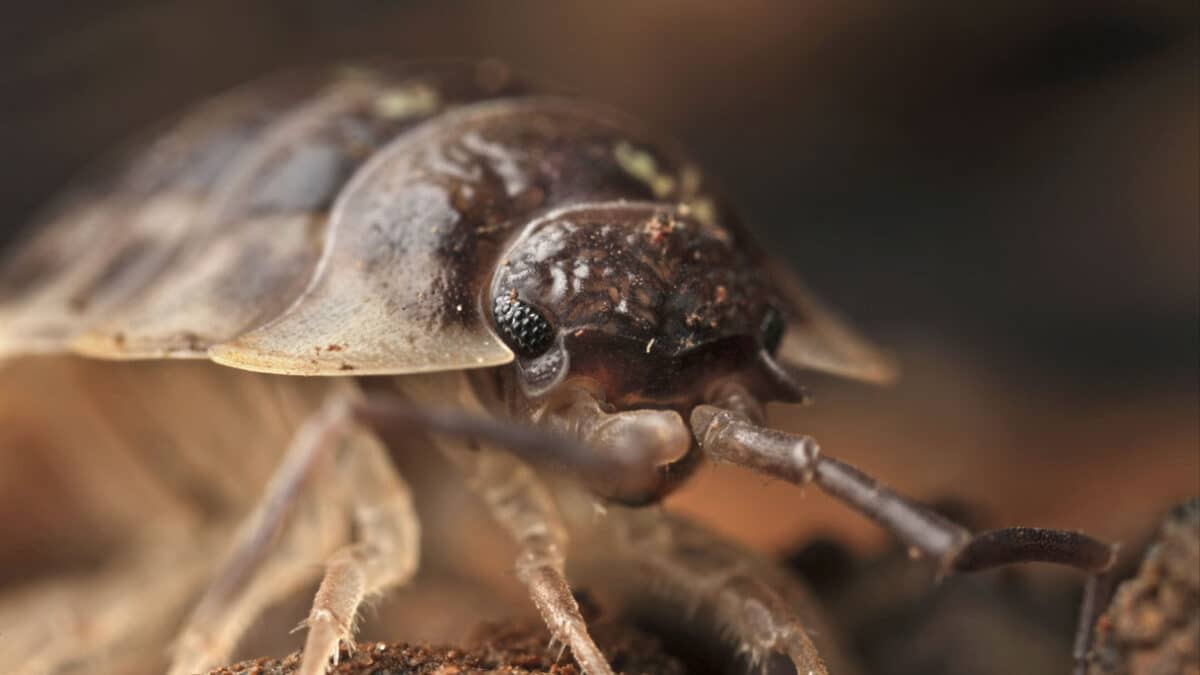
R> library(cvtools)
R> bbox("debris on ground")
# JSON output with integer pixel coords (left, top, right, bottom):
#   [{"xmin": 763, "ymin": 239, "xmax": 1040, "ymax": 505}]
[
  {"xmin": 1089, "ymin": 498, "xmax": 1200, "ymax": 675},
  {"xmin": 209, "ymin": 612, "xmax": 687, "ymax": 675}
]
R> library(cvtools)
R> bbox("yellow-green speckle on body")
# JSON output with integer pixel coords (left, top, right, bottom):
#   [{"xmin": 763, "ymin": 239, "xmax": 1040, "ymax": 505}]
[
  {"xmin": 374, "ymin": 83, "xmax": 441, "ymax": 120},
  {"xmin": 614, "ymin": 140, "xmax": 677, "ymax": 199}
]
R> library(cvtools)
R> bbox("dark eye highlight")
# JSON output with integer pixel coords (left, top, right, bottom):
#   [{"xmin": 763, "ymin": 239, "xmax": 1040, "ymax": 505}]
[
  {"xmin": 760, "ymin": 305, "xmax": 785, "ymax": 355},
  {"xmin": 493, "ymin": 294, "xmax": 555, "ymax": 358}
]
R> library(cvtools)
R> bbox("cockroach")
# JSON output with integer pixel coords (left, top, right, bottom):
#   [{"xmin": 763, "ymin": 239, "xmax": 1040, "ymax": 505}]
[{"xmin": 0, "ymin": 61, "xmax": 1115, "ymax": 675}]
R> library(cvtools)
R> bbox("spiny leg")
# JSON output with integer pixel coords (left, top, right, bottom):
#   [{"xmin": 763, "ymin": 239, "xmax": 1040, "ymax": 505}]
[
  {"xmin": 595, "ymin": 506, "xmax": 834, "ymax": 675},
  {"xmin": 296, "ymin": 430, "xmax": 420, "ymax": 675},
  {"xmin": 691, "ymin": 388, "xmax": 1117, "ymax": 675},
  {"xmin": 361, "ymin": 376, "xmax": 637, "ymax": 674},
  {"xmin": 435, "ymin": 441, "xmax": 614, "ymax": 675},
  {"xmin": 169, "ymin": 393, "xmax": 364, "ymax": 675},
  {"xmin": 176, "ymin": 384, "xmax": 622, "ymax": 675}
]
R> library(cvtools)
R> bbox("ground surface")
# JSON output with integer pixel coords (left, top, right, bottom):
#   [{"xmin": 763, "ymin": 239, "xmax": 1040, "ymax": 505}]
[
  {"xmin": 1089, "ymin": 498, "xmax": 1200, "ymax": 675},
  {"xmin": 210, "ymin": 615, "xmax": 686, "ymax": 675}
]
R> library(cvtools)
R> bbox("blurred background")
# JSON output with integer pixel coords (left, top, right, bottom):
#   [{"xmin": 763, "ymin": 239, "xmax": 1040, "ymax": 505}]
[{"xmin": 0, "ymin": 1, "xmax": 1196, "ymax": 673}]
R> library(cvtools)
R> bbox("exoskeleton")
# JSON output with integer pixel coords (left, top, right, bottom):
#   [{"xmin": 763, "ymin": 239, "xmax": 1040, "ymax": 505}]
[{"xmin": 0, "ymin": 62, "xmax": 1116, "ymax": 675}]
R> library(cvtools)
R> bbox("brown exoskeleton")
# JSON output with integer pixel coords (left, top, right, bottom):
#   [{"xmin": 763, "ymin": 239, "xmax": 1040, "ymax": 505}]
[{"xmin": 0, "ymin": 61, "xmax": 1115, "ymax": 674}]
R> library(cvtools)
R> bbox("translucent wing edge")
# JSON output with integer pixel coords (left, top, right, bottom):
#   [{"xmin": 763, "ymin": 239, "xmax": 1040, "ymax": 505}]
[{"xmin": 771, "ymin": 261, "xmax": 899, "ymax": 385}]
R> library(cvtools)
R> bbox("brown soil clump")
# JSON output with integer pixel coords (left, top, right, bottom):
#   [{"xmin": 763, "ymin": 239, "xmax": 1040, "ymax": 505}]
[
  {"xmin": 1089, "ymin": 498, "xmax": 1200, "ymax": 675},
  {"xmin": 209, "ymin": 614, "xmax": 687, "ymax": 675}
]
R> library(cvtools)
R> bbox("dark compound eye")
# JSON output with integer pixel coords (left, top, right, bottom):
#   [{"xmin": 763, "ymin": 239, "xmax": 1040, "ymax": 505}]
[
  {"xmin": 760, "ymin": 305, "xmax": 785, "ymax": 355},
  {"xmin": 493, "ymin": 293, "xmax": 555, "ymax": 358}
]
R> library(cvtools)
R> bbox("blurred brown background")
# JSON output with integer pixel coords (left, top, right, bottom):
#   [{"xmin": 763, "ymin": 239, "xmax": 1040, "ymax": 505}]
[{"xmin": 0, "ymin": 0, "xmax": 1196, "ymax": 671}]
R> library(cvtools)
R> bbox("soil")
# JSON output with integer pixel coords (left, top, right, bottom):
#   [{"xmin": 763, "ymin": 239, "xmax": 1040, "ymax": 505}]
[
  {"xmin": 209, "ymin": 614, "xmax": 687, "ymax": 675},
  {"xmin": 1089, "ymin": 498, "xmax": 1200, "ymax": 675},
  {"xmin": 784, "ymin": 499, "xmax": 1200, "ymax": 675}
]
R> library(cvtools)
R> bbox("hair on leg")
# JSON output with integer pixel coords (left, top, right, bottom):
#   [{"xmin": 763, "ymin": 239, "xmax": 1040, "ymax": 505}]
[
  {"xmin": 168, "ymin": 397, "xmax": 353, "ymax": 675},
  {"xmin": 295, "ymin": 429, "xmax": 420, "ymax": 675},
  {"xmin": 435, "ymin": 440, "xmax": 614, "ymax": 675},
  {"xmin": 586, "ymin": 506, "xmax": 835, "ymax": 675},
  {"xmin": 388, "ymin": 373, "xmax": 620, "ymax": 674},
  {"xmin": 171, "ymin": 390, "xmax": 423, "ymax": 675},
  {"xmin": 177, "ymin": 372, "xmax": 619, "ymax": 675}
]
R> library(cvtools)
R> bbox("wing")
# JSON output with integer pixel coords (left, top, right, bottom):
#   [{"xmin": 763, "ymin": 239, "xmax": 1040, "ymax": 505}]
[
  {"xmin": 0, "ymin": 68, "xmax": 326, "ymax": 356},
  {"xmin": 0, "ymin": 62, "xmax": 528, "ymax": 375},
  {"xmin": 770, "ymin": 259, "xmax": 899, "ymax": 384}
]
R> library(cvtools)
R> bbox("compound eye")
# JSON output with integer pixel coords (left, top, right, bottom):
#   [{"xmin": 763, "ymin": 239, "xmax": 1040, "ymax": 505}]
[
  {"xmin": 493, "ymin": 293, "xmax": 555, "ymax": 358},
  {"xmin": 760, "ymin": 305, "xmax": 785, "ymax": 355}
]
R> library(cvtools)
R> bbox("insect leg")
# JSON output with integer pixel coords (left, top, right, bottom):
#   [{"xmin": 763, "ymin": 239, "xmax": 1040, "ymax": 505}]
[
  {"xmin": 357, "ymin": 387, "xmax": 689, "ymax": 504},
  {"xmin": 691, "ymin": 397, "xmax": 1117, "ymax": 675},
  {"xmin": 595, "ymin": 507, "xmax": 834, "ymax": 675},
  {"xmin": 433, "ymin": 441, "xmax": 614, "ymax": 675},
  {"xmin": 295, "ymin": 430, "xmax": 420, "ymax": 675},
  {"xmin": 169, "ymin": 396, "xmax": 358, "ymax": 675},
  {"xmin": 179, "ymin": 383, "xmax": 613, "ymax": 674}
]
